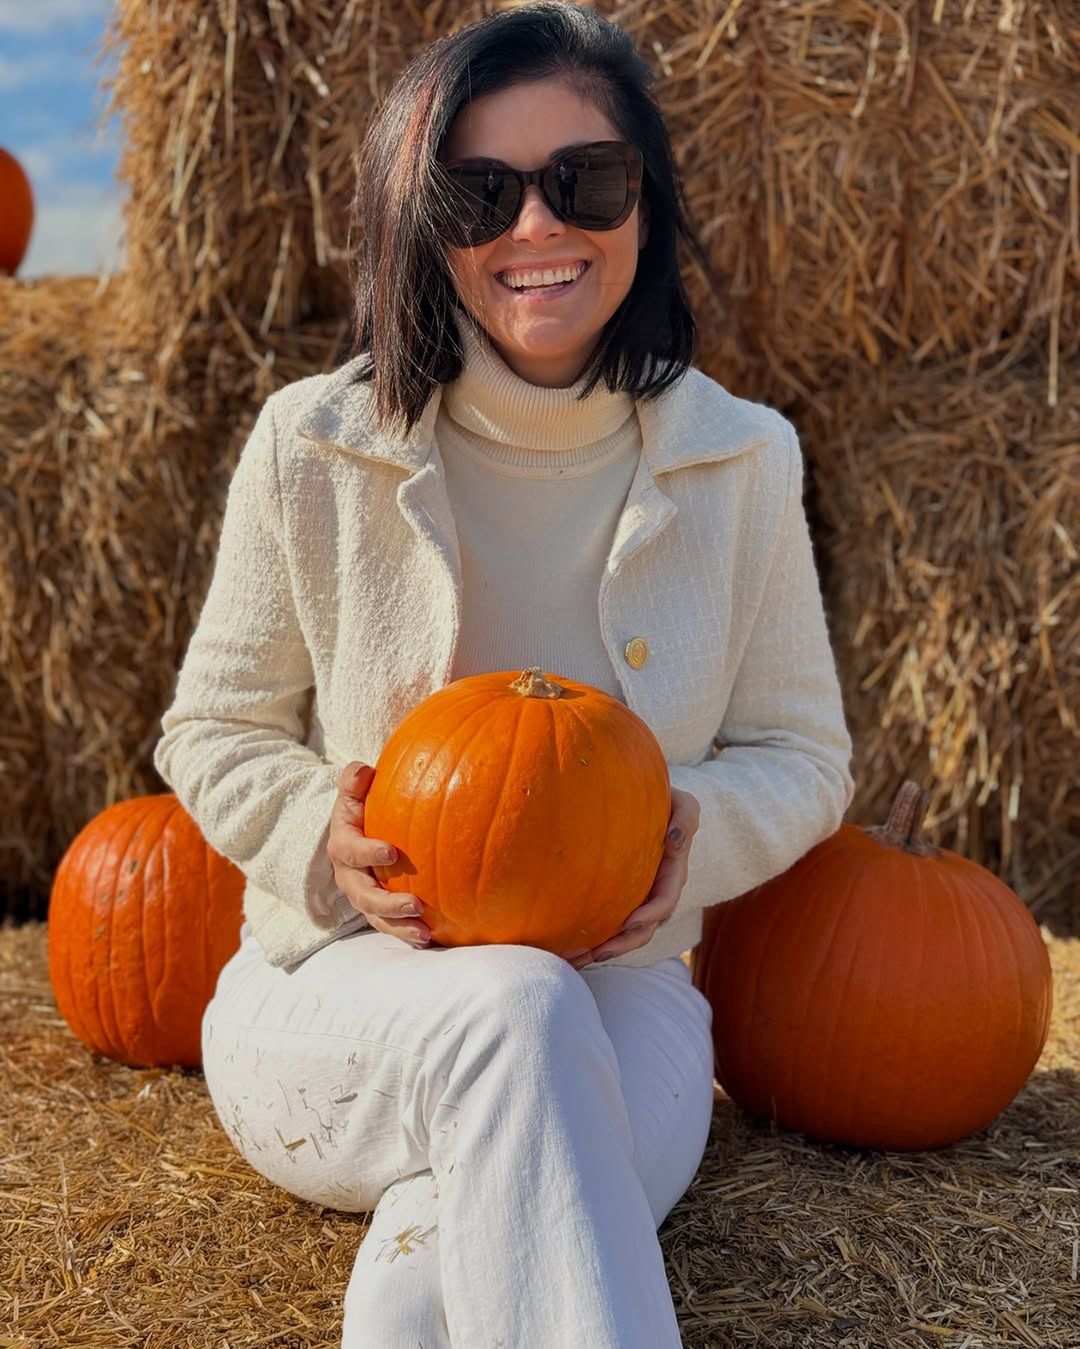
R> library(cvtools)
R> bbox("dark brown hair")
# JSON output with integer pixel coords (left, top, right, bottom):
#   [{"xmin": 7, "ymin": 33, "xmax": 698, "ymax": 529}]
[{"xmin": 346, "ymin": 1, "xmax": 720, "ymax": 436}]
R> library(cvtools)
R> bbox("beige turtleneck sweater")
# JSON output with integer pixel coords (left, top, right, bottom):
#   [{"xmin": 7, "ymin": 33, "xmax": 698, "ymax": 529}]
[{"xmin": 436, "ymin": 315, "xmax": 641, "ymax": 701}]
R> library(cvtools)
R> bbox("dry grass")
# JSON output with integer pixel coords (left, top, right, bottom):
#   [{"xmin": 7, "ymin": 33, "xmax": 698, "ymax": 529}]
[
  {"xmin": 800, "ymin": 351, "xmax": 1079, "ymax": 934},
  {"xmin": 1, "ymin": 919, "xmax": 1077, "ymax": 1347}
]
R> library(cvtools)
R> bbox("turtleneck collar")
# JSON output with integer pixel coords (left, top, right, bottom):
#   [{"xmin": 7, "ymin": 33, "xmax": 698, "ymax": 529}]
[{"xmin": 441, "ymin": 310, "xmax": 636, "ymax": 452}]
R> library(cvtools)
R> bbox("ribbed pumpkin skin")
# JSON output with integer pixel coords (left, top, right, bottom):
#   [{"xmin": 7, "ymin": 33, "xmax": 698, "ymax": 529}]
[
  {"xmin": 48, "ymin": 794, "xmax": 246, "ymax": 1069},
  {"xmin": 363, "ymin": 669, "xmax": 671, "ymax": 955},
  {"xmin": 692, "ymin": 784, "xmax": 1053, "ymax": 1151}
]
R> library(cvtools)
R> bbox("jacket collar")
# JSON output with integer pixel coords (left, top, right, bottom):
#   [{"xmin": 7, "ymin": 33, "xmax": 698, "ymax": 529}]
[{"xmin": 295, "ymin": 351, "xmax": 770, "ymax": 475}]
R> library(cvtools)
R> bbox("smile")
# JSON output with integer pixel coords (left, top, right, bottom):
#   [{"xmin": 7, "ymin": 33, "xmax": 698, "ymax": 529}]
[{"xmin": 495, "ymin": 260, "xmax": 590, "ymax": 297}]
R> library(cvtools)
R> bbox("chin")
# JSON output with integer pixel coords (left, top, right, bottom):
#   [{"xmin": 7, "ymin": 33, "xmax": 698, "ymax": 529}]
[{"xmin": 497, "ymin": 322, "xmax": 600, "ymax": 353}]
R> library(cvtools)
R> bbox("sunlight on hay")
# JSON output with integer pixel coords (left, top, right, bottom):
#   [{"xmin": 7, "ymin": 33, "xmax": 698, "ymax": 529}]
[
  {"xmin": 1, "ymin": 920, "xmax": 1078, "ymax": 1346},
  {"xmin": 801, "ymin": 354, "xmax": 1079, "ymax": 930}
]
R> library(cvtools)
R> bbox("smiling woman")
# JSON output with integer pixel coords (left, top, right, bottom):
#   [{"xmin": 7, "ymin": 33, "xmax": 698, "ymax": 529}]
[
  {"xmin": 157, "ymin": 2, "xmax": 857, "ymax": 1347},
  {"xmin": 344, "ymin": 0, "xmax": 719, "ymax": 430}
]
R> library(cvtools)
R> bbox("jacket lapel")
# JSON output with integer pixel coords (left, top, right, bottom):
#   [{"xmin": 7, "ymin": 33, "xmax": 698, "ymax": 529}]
[{"xmin": 295, "ymin": 357, "xmax": 771, "ymax": 668}]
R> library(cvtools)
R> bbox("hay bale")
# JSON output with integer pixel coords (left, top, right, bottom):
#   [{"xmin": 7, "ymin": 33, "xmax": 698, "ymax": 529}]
[
  {"xmin": 0, "ymin": 272, "xmax": 350, "ymax": 921},
  {"xmin": 798, "ymin": 350, "xmax": 1079, "ymax": 930},
  {"xmin": 98, "ymin": 0, "xmax": 427, "ymax": 365},
  {"xmin": 601, "ymin": 0, "xmax": 1079, "ymax": 405},
  {"xmin": 6, "ymin": 1, "xmax": 1075, "ymax": 931}
]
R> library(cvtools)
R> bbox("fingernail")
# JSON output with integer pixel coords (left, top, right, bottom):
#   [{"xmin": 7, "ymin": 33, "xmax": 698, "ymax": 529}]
[
  {"xmin": 595, "ymin": 952, "xmax": 616, "ymax": 962},
  {"xmin": 401, "ymin": 902, "xmax": 422, "ymax": 916},
  {"xmin": 410, "ymin": 935, "xmax": 430, "ymax": 948},
  {"xmin": 376, "ymin": 846, "xmax": 395, "ymax": 863}
]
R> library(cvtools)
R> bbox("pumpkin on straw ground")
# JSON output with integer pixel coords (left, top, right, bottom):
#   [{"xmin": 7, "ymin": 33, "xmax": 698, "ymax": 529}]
[
  {"xmin": 692, "ymin": 780, "xmax": 1053, "ymax": 1152},
  {"xmin": 363, "ymin": 666, "xmax": 672, "ymax": 956},
  {"xmin": 47, "ymin": 794, "xmax": 245, "ymax": 1070}
]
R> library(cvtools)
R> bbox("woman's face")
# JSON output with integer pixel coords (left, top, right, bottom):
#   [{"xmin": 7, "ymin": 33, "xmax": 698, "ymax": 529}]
[{"xmin": 441, "ymin": 78, "xmax": 648, "ymax": 388}]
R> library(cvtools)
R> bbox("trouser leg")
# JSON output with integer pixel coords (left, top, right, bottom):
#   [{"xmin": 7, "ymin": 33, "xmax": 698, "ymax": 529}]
[
  {"xmin": 339, "ymin": 954, "xmax": 713, "ymax": 1348},
  {"xmin": 415, "ymin": 949, "xmax": 685, "ymax": 1348},
  {"xmin": 203, "ymin": 929, "xmax": 711, "ymax": 1348},
  {"xmin": 342, "ymin": 1169, "xmax": 448, "ymax": 1349}
]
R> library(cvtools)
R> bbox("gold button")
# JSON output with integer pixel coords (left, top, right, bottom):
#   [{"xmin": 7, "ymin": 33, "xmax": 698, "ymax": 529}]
[{"xmin": 624, "ymin": 637, "xmax": 649, "ymax": 669}]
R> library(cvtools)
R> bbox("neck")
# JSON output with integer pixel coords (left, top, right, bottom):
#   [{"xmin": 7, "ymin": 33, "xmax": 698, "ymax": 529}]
[
  {"xmin": 488, "ymin": 333, "xmax": 601, "ymax": 388},
  {"xmin": 443, "ymin": 310, "xmax": 635, "ymax": 452}
]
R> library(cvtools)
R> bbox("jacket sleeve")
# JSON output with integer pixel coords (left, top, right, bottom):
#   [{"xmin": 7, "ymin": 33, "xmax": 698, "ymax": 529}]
[
  {"xmin": 667, "ymin": 422, "xmax": 856, "ymax": 919},
  {"xmin": 152, "ymin": 396, "xmax": 365, "ymax": 934}
]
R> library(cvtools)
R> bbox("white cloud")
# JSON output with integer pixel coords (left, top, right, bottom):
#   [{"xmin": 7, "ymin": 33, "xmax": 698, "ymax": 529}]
[
  {"xmin": 18, "ymin": 178, "xmax": 126, "ymax": 278},
  {"xmin": 0, "ymin": 0, "xmax": 110, "ymax": 35}
]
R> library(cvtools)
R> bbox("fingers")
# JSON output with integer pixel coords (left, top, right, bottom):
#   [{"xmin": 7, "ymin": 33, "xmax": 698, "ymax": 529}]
[
  {"xmin": 589, "ymin": 838, "xmax": 693, "ymax": 962},
  {"xmin": 336, "ymin": 857, "xmax": 427, "ymax": 929},
  {"xmin": 328, "ymin": 761, "xmax": 428, "ymax": 943},
  {"xmin": 337, "ymin": 766, "xmax": 374, "ymax": 804},
  {"xmin": 343, "ymin": 869, "xmax": 432, "ymax": 947},
  {"xmin": 668, "ymin": 787, "xmax": 701, "ymax": 841},
  {"xmin": 363, "ymin": 912, "xmax": 433, "ymax": 949},
  {"xmin": 619, "ymin": 850, "xmax": 686, "ymax": 931}
]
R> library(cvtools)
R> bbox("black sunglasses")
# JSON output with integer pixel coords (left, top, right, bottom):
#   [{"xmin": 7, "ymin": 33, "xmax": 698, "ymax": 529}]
[{"xmin": 437, "ymin": 140, "xmax": 644, "ymax": 248}]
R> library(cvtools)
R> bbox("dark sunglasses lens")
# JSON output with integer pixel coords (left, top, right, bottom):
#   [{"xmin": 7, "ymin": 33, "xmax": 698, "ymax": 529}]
[
  {"xmin": 546, "ymin": 146, "xmax": 630, "ymax": 228},
  {"xmin": 443, "ymin": 164, "xmax": 521, "ymax": 246}
]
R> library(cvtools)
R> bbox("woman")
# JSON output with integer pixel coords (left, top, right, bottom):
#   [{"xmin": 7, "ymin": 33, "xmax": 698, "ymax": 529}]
[{"xmin": 153, "ymin": 4, "xmax": 855, "ymax": 1345}]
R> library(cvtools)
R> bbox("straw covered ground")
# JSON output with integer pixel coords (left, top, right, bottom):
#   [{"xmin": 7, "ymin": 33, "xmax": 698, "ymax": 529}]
[{"xmin": 2, "ymin": 919, "xmax": 1078, "ymax": 1348}]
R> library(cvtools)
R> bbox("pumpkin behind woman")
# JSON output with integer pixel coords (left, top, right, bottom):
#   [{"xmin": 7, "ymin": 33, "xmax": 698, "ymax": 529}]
[
  {"xmin": 0, "ymin": 146, "xmax": 34, "ymax": 275},
  {"xmin": 48, "ymin": 794, "xmax": 246, "ymax": 1069},
  {"xmin": 692, "ymin": 780, "xmax": 1053, "ymax": 1151}
]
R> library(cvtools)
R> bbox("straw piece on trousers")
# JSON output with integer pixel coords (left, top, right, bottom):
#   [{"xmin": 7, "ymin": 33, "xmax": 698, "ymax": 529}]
[{"xmin": 201, "ymin": 922, "xmax": 716, "ymax": 1346}]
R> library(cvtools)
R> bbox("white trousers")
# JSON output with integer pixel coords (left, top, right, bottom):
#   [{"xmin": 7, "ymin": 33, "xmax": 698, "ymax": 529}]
[{"xmin": 202, "ymin": 919, "xmax": 715, "ymax": 1348}]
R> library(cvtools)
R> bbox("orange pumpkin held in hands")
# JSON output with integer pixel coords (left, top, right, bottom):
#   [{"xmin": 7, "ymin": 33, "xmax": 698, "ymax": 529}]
[
  {"xmin": 692, "ymin": 780, "xmax": 1053, "ymax": 1151},
  {"xmin": 48, "ymin": 794, "xmax": 246, "ymax": 1069},
  {"xmin": 363, "ymin": 668, "xmax": 671, "ymax": 955}
]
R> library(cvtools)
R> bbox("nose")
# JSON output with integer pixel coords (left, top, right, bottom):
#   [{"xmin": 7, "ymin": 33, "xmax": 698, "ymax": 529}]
[{"xmin": 509, "ymin": 183, "xmax": 566, "ymax": 244}]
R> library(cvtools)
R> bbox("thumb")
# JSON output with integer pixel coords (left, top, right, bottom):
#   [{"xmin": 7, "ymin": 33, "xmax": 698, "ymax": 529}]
[{"xmin": 337, "ymin": 761, "xmax": 375, "ymax": 798}]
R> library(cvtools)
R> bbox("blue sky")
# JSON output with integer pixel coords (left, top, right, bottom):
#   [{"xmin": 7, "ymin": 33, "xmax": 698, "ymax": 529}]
[{"xmin": 0, "ymin": 0, "xmax": 125, "ymax": 277}]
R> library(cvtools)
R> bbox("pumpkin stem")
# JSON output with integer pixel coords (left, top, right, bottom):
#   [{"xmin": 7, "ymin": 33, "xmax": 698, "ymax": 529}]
[
  {"xmin": 865, "ymin": 780, "xmax": 940, "ymax": 857},
  {"xmin": 509, "ymin": 667, "xmax": 564, "ymax": 700}
]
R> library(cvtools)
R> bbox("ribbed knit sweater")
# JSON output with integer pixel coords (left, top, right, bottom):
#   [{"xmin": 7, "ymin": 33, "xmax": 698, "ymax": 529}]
[{"xmin": 438, "ymin": 317, "xmax": 641, "ymax": 702}]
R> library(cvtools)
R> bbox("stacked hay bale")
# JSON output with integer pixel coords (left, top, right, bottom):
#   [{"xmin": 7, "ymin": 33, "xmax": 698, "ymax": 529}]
[
  {"xmin": 803, "ymin": 354, "xmax": 1077, "ymax": 921},
  {"xmin": 2, "ymin": 1, "xmax": 425, "ymax": 917},
  {"xmin": 1, "ymin": 0, "xmax": 1076, "ymax": 928}
]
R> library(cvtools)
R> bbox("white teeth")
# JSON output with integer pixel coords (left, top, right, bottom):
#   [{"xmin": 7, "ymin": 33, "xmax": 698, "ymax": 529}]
[{"xmin": 500, "ymin": 262, "xmax": 586, "ymax": 289}]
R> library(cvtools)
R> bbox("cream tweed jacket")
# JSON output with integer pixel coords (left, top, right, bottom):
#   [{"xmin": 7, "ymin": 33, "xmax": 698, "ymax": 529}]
[{"xmin": 153, "ymin": 354, "xmax": 856, "ymax": 972}]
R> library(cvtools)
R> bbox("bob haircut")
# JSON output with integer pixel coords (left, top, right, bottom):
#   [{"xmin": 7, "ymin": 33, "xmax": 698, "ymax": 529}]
[{"xmin": 346, "ymin": 0, "xmax": 722, "ymax": 437}]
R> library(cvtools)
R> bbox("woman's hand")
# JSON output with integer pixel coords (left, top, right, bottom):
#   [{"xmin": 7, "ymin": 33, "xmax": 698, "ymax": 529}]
[
  {"xmin": 327, "ymin": 761, "xmax": 435, "ymax": 949},
  {"xmin": 567, "ymin": 787, "xmax": 701, "ymax": 969}
]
